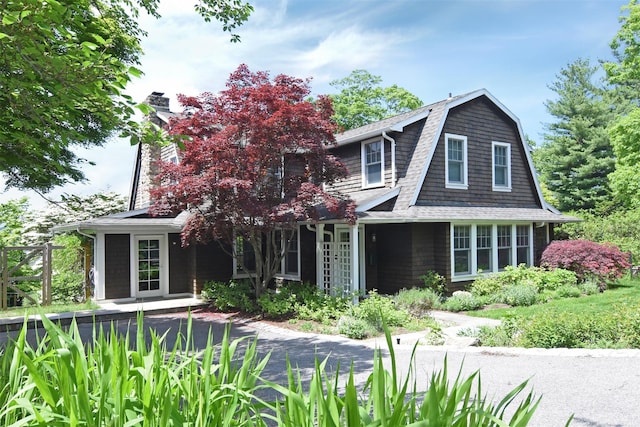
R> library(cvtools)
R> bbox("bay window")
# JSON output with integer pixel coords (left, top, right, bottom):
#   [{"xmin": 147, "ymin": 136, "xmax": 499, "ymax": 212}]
[{"xmin": 451, "ymin": 223, "xmax": 533, "ymax": 280}]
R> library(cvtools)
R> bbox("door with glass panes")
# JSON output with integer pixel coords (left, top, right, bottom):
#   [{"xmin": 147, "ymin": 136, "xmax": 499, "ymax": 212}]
[{"xmin": 135, "ymin": 235, "xmax": 165, "ymax": 298}]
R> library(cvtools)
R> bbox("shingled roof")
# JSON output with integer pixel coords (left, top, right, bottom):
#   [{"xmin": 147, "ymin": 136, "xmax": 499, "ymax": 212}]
[{"xmin": 334, "ymin": 89, "xmax": 578, "ymax": 224}]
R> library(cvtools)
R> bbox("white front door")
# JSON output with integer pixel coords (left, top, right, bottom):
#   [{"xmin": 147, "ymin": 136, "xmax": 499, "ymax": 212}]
[{"xmin": 134, "ymin": 235, "xmax": 165, "ymax": 298}]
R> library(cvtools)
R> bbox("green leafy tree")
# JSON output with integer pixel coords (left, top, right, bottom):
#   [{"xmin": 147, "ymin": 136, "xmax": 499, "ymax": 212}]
[
  {"xmin": 533, "ymin": 58, "xmax": 616, "ymax": 212},
  {"xmin": 0, "ymin": 0, "xmax": 252, "ymax": 193},
  {"xmin": 50, "ymin": 233, "xmax": 85, "ymax": 303},
  {"xmin": 329, "ymin": 69, "xmax": 423, "ymax": 131},
  {"xmin": 0, "ymin": 198, "xmax": 38, "ymax": 301},
  {"xmin": 604, "ymin": 0, "xmax": 640, "ymax": 107},
  {"xmin": 608, "ymin": 108, "xmax": 640, "ymax": 208},
  {"xmin": 23, "ymin": 192, "xmax": 127, "ymax": 246}
]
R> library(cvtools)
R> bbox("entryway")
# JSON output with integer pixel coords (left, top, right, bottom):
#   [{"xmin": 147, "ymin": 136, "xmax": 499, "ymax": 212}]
[{"xmin": 134, "ymin": 235, "xmax": 166, "ymax": 298}]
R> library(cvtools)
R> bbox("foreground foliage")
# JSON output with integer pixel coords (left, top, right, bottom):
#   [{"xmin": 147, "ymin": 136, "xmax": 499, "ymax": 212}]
[{"xmin": 0, "ymin": 313, "xmax": 545, "ymax": 426}]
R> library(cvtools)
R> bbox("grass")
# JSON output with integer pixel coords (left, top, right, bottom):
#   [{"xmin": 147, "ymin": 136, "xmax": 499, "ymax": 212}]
[
  {"xmin": 467, "ymin": 275, "xmax": 640, "ymax": 321},
  {"xmin": 0, "ymin": 300, "xmax": 99, "ymax": 319}
]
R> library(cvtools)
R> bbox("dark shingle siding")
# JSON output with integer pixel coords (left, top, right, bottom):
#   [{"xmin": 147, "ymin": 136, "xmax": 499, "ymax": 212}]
[{"xmin": 417, "ymin": 97, "xmax": 540, "ymax": 208}]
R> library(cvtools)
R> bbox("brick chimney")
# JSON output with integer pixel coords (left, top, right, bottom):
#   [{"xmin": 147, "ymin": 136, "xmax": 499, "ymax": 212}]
[{"xmin": 129, "ymin": 92, "xmax": 171, "ymax": 210}]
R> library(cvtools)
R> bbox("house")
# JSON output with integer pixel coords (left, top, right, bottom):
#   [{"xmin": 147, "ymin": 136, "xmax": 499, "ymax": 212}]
[{"xmin": 56, "ymin": 89, "xmax": 576, "ymax": 301}]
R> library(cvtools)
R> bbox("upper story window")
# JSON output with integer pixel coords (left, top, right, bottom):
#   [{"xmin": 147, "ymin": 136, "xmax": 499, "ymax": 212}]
[
  {"xmin": 445, "ymin": 133, "xmax": 468, "ymax": 189},
  {"xmin": 492, "ymin": 142, "xmax": 511, "ymax": 191},
  {"xmin": 362, "ymin": 140, "xmax": 383, "ymax": 187}
]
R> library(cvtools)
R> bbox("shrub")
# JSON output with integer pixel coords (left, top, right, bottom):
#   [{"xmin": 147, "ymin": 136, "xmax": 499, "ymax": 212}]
[
  {"xmin": 539, "ymin": 268, "xmax": 578, "ymax": 290},
  {"xmin": 394, "ymin": 287, "xmax": 441, "ymax": 317},
  {"xmin": 480, "ymin": 306, "xmax": 640, "ymax": 349},
  {"xmin": 354, "ymin": 290, "xmax": 410, "ymax": 331},
  {"xmin": 471, "ymin": 265, "xmax": 578, "ymax": 298},
  {"xmin": 499, "ymin": 283, "xmax": 539, "ymax": 307},
  {"xmin": 477, "ymin": 318, "xmax": 521, "ymax": 347},
  {"xmin": 337, "ymin": 315, "xmax": 372, "ymax": 339},
  {"xmin": 469, "ymin": 275, "xmax": 503, "ymax": 296},
  {"xmin": 201, "ymin": 280, "xmax": 256, "ymax": 312},
  {"xmin": 292, "ymin": 283, "xmax": 351, "ymax": 323},
  {"xmin": 257, "ymin": 287, "xmax": 298, "ymax": 318},
  {"xmin": 442, "ymin": 292, "xmax": 483, "ymax": 312},
  {"xmin": 557, "ymin": 208, "xmax": 640, "ymax": 263},
  {"xmin": 51, "ymin": 234, "xmax": 85, "ymax": 303},
  {"xmin": 541, "ymin": 239, "xmax": 631, "ymax": 287},
  {"xmin": 554, "ymin": 284, "xmax": 581, "ymax": 299},
  {"xmin": 418, "ymin": 270, "xmax": 447, "ymax": 294},
  {"xmin": 578, "ymin": 281, "xmax": 600, "ymax": 296}
]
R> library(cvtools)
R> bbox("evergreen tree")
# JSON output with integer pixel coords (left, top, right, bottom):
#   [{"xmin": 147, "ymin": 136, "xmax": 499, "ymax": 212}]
[{"xmin": 534, "ymin": 58, "xmax": 616, "ymax": 212}]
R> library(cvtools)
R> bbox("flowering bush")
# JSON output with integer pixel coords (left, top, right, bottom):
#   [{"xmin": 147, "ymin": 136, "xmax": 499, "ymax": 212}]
[{"xmin": 540, "ymin": 239, "xmax": 630, "ymax": 288}]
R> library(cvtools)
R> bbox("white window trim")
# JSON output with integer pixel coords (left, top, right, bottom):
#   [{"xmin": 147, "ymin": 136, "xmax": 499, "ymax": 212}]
[
  {"xmin": 276, "ymin": 227, "xmax": 301, "ymax": 281},
  {"xmin": 492, "ymin": 141, "xmax": 512, "ymax": 192},
  {"xmin": 361, "ymin": 139, "xmax": 385, "ymax": 188},
  {"xmin": 445, "ymin": 133, "xmax": 468, "ymax": 189},
  {"xmin": 450, "ymin": 223, "xmax": 532, "ymax": 282},
  {"xmin": 131, "ymin": 234, "xmax": 169, "ymax": 298}
]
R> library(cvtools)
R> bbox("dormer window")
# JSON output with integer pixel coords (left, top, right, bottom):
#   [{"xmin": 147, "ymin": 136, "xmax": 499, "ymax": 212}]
[
  {"xmin": 362, "ymin": 140, "xmax": 384, "ymax": 187},
  {"xmin": 445, "ymin": 133, "xmax": 468, "ymax": 189}
]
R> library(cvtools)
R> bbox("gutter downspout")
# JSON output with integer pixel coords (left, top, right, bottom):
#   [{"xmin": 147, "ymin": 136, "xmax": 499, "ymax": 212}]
[
  {"xmin": 382, "ymin": 131, "xmax": 396, "ymax": 187},
  {"xmin": 76, "ymin": 228, "xmax": 96, "ymax": 300}
]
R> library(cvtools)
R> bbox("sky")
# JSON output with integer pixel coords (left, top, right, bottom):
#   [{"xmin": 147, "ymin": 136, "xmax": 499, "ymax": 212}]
[{"xmin": 3, "ymin": 0, "xmax": 631, "ymax": 209}]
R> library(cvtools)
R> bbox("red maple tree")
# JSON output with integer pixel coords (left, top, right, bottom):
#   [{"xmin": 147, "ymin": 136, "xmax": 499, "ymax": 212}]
[{"xmin": 150, "ymin": 64, "xmax": 355, "ymax": 296}]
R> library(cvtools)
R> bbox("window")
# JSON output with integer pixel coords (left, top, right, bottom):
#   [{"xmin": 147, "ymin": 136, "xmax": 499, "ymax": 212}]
[
  {"xmin": 276, "ymin": 229, "xmax": 299, "ymax": 277},
  {"xmin": 492, "ymin": 142, "xmax": 511, "ymax": 191},
  {"xmin": 516, "ymin": 225, "xmax": 530, "ymax": 265},
  {"xmin": 453, "ymin": 225, "xmax": 471, "ymax": 275},
  {"xmin": 137, "ymin": 238, "xmax": 160, "ymax": 292},
  {"xmin": 445, "ymin": 134, "xmax": 468, "ymax": 189},
  {"xmin": 362, "ymin": 140, "xmax": 383, "ymax": 187},
  {"xmin": 476, "ymin": 225, "xmax": 492, "ymax": 272},
  {"xmin": 234, "ymin": 236, "xmax": 256, "ymax": 276},
  {"xmin": 451, "ymin": 224, "xmax": 532, "ymax": 280},
  {"xmin": 497, "ymin": 225, "xmax": 512, "ymax": 270}
]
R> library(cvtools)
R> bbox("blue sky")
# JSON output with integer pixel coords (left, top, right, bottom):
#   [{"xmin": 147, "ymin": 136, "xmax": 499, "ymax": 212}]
[{"xmin": 4, "ymin": 0, "xmax": 630, "ymax": 208}]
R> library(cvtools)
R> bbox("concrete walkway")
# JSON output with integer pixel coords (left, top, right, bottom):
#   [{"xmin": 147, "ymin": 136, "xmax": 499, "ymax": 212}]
[{"xmin": 0, "ymin": 297, "xmax": 207, "ymax": 331}]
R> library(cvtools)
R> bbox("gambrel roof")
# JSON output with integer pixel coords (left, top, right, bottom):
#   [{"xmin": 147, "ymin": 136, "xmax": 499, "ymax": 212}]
[{"xmin": 334, "ymin": 89, "xmax": 578, "ymax": 224}]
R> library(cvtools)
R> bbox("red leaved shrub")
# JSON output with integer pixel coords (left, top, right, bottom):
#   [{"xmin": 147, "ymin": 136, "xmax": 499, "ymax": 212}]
[{"xmin": 540, "ymin": 239, "xmax": 630, "ymax": 288}]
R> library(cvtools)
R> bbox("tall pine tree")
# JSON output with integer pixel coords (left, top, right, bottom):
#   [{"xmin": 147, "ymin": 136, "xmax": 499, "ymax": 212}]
[{"xmin": 534, "ymin": 58, "xmax": 616, "ymax": 212}]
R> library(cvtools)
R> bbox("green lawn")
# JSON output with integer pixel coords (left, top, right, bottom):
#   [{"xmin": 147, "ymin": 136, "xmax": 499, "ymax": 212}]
[{"xmin": 467, "ymin": 275, "xmax": 640, "ymax": 320}]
